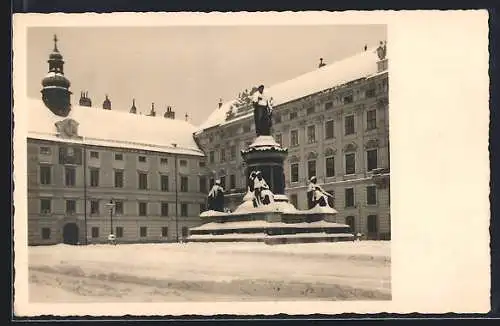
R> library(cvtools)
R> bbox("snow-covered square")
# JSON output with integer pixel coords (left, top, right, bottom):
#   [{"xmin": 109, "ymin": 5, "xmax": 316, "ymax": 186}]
[{"xmin": 29, "ymin": 241, "xmax": 391, "ymax": 302}]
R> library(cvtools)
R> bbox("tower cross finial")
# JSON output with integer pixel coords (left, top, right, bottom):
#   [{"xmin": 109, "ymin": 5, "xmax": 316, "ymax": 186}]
[{"xmin": 53, "ymin": 34, "xmax": 59, "ymax": 51}]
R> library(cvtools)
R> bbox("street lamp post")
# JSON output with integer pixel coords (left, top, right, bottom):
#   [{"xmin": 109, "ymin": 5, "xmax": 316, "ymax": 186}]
[{"xmin": 105, "ymin": 199, "xmax": 116, "ymax": 244}]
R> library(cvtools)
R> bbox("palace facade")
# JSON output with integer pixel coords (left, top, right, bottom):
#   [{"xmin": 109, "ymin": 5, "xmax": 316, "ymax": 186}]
[
  {"xmin": 194, "ymin": 43, "xmax": 390, "ymax": 240},
  {"xmin": 26, "ymin": 36, "xmax": 390, "ymax": 245},
  {"xmin": 26, "ymin": 37, "xmax": 208, "ymax": 245}
]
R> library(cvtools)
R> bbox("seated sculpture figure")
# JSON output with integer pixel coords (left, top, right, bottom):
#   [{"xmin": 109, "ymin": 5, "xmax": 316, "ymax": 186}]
[
  {"xmin": 207, "ymin": 180, "xmax": 225, "ymax": 212},
  {"xmin": 307, "ymin": 176, "xmax": 334, "ymax": 209},
  {"xmin": 252, "ymin": 171, "xmax": 274, "ymax": 207}
]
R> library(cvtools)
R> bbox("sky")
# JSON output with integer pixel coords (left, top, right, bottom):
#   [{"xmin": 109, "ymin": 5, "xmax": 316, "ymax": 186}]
[{"xmin": 28, "ymin": 25, "xmax": 387, "ymax": 126}]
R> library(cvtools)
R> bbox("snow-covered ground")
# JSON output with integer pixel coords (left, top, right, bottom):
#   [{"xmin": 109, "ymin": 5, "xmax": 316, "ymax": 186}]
[{"xmin": 28, "ymin": 241, "xmax": 391, "ymax": 302}]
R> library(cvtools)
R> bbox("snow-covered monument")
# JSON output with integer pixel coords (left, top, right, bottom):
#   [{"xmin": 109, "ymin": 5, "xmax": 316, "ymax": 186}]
[{"xmin": 188, "ymin": 85, "xmax": 354, "ymax": 244}]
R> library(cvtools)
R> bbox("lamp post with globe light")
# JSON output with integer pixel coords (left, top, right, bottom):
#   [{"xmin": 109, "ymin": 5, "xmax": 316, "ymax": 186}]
[{"xmin": 105, "ymin": 199, "xmax": 116, "ymax": 245}]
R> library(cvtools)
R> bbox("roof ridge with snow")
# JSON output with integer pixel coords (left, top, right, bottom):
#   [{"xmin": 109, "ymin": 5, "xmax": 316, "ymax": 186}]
[
  {"xmin": 26, "ymin": 98, "xmax": 204, "ymax": 156},
  {"xmin": 196, "ymin": 46, "xmax": 384, "ymax": 134}
]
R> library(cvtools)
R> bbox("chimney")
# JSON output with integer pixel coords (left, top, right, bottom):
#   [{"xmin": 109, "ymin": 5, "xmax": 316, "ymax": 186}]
[
  {"xmin": 148, "ymin": 102, "xmax": 156, "ymax": 117},
  {"xmin": 164, "ymin": 106, "xmax": 176, "ymax": 119},
  {"xmin": 79, "ymin": 91, "xmax": 92, "ymax": 107},
  {"xmin": 102, "ymin": 94, "xmax": 111, "ymax": 110},
  {"xmin": 364, "ymin": 44, "xmax": 368, "ymax": 51},
  {"xmin": 129, "ymin": 98, "xmax": 137, "ymax": 114},
  {"xmin": 318, "ymin": 58, "xmax": 326, "ymax": 68},
  {"xmin": 185, "ymin": 113, "xmax": 189, "ymax": 121},
  {"xmin": 218, "ymin": 98, "xmax": 223, "ymax": 108}
]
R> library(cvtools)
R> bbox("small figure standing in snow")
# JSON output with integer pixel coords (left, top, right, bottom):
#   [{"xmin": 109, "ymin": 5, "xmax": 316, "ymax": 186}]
[
  {"xmin": 251, "ymin": 85, "xmax": 273, "ymax": 136},
  {"xmin": 207, "ymin": 179, "xmax": 225, "ymax": 212}
]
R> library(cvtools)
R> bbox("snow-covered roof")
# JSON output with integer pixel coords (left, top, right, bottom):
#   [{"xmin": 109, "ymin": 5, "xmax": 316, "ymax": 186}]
[
  {"xmin": 26, "ymin": 98, "xmax": 204, "ymax": 156},
  {"xmin": 196, "ymin": 47, "xmax": 385, "ymax": 134}
]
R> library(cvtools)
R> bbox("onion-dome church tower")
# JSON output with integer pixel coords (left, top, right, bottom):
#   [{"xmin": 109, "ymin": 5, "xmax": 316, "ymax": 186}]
[{"xmin": 41, "ymin": 35, "xmax": 72, "ymax": 117}]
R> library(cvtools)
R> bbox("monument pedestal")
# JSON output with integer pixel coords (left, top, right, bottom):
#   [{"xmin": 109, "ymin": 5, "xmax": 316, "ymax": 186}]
[{"xmin": 188, "ymin": 136, "xmax": 354, "ymax": 244}]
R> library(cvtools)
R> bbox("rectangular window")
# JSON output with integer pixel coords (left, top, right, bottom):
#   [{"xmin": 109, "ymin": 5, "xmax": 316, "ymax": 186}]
[
  {"xmin": 199, "ymin": 176, "xmax": 207, "ymax": 193},
  {"xmin": 160, "ymin": 158, "xmax": 168, "ymax": 165},
  {"xmin": 325, "ymin": 120, "xmax": 334, "ymax": 139},
  {"xmin": 291, "ymin": 163, "xmax": 299, "ymax": 183},
  {"xmin": 306, "ymin": 107, "xmax": 315, "ymax": 115},
  {"xmin": 39, "ymin": 146, "xmax": 51, "ymax": 155},
  {"xmin": 160, "ymin": 175, "xmax": 169, "ymax": 192},
  {"xmin": 345, "ymin": 153, "xmax": 356, "ymax": 175},
  {"xmin": 220, "ymin": 149, "xmax": 226, "ymax": 162},
  {"xmin": 115, "ymin": 201, "xmax": 123, "ymax": 215},
  {"xmin": 200, "ymin": 203, "xmax": 206, "ymax": 214},
  {"xmin": 307, "ymin": 160, "xmax": 316, "ymax": 180},
  {"xmin": 365, "ymin": 88, "xmax": 376, "ymax": 98},
  {"xmin": 220, "ymin": 176, "xmax": 226, "ymax": 189},
  {"xmin": 290, "ymin": 129, "xmax": 299, "ymax": 146},
  {"xmin": 138, "ymin": 172, "xmax": 148, "ymax": 190},
  {"xmin": 343, "ymin": 94, "xmax": 353, "ymax": 104},
  {"xmin": 367, "ymin": 110, "xmax": 377, "ymax": 130},
  {"xmin": 367, "ymin": 149, "xmax": 378, "ymax": 171},
  {"xmin": 209, "ymin": 178, "xmax": 215, "ymax": 188},
  {"xmin": 290, "ymin": 111, "xmax": 298, "ymax": 120},
  {"xmin": 182, "ymin": 227, "xmax": 189, "ymax": 237},
  {"xmin": 91, "ymin": 227, "xmax": 99, "ymax": 238},
  {"xmin": 90, "ymin": 169, "xmax": 100, "ymax": 187},
  {"xmin": 275, "ymin": 133, "xmax": 282, "ymax": 146},
  {"xmin": 180, "ymin": 176, "xmax": 188, "ymax": 192},
  {"xmin": 325, "ymin": 157, "xmax": 335, "ymax": 178},
  {"xmin": 116, "ymin": 227, "xmax": 124, "ymax": 238},
  {"xmin": 65, "ymin": 167, "xmax": 76, "ymax": 187},
  {"xmin": 290, "ymin": 194, "xmax": 298, "ymax": 208},
  {"xmin": 138, "ymin": 156, "xmax": 147, "ymax": 163},
  {"xmin": 324, "ymin": 101, "xmax": 333, "ymax": 110},
  {"xmin": 243, "ymin": 124, "xmax": 251, "ymax": 133},
  {"xmin": 307, "ymin": 125, "xmax": 316, "ymax": 143},
  {"xmin": 162, "ymin": 227, "xmax": 168, "ymax": 237},
  {"xmin": 209, "ymin": 151, "xmax": 215, "ymax": 163},
  {"xmin": 230, "ymin": 174, "xmax": 236, "ymax": 189},
  {"xmin": 140, "ymin": 227, "xmax": 147, "ymax": 237},
  {"xmin": 114, "ymin": 153, "xmax": 123, "ymax": 160},
  {"xmin": 90, "ymin": 200, "xmax": 99, "ymax": 215},
  {"xmin": 40, "ymin": 199, "xmax": 51, "ymax": 214},
  {"xmin": 114, "ymin": 170, "xmax": 124, "ymax": 188},
  {"xmin": 199, "ymin": 161, "xmax": 206, "ymax": 168},
  {"xmin": 345, "ymin": 115, "xmax": 355, "ymax": 135},
  {"xmin": 161, "ymin": 202, "xmax": 169, "ymax": 216},
  {"xmin": 66, "ymin": 200, "xmax": 76, "ymax": 215},
  {"xmin": 139, "ymin": 202, "xmax": 147, "ymax": 216},
  {"xmin": 275, "ymin": 113, "xmax": 282, "ymax": 123},
  {"xmin": 179, "ymin": 159, "xmax": 188, "ymax": 167},
  {"xmin": 345, "ymin": 188, "xmax": 355, "ymax": 207},
  {"xmin": 42, "ymin": 228, "xmax": 51, "ymax": 239},
  {"xmin": 230, "ymin": 146, "xmax": 236, "ymax": 161},
  {"xmin": 90, "ymin": 151, "xmax": 99, "ymax": 159},
  {"xmin": 367, "ymin": 215, "xmax": 378, "ymax": 233},
  {"xmin": 367, "ymin": 186, "xmax": 377, "ymax": 205},
  {"xmin": 181, "ymin": 203, "xmax": 188, "ymax": 217},
  {"xmin": 40, "ymin": 166, "xmax": 51, "ymax": 185}
]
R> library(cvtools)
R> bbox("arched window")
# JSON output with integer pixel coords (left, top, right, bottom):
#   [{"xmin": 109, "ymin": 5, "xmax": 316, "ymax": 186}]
[{"xmin": 345, "ymin": 216, "xmax": 355, "ymax": 232}]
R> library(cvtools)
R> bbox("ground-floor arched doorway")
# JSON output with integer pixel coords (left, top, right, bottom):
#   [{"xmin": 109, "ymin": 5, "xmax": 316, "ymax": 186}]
[{"xmin": 62, "ymin": 223, "xmax": 79, "ymax": 245}]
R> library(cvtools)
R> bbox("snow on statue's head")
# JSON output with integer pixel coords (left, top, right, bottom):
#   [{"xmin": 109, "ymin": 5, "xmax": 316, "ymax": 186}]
[
  {"xmin": 215, "ymin": 179, "xmax": 221, "ymax": 185},
  {"xmin": 250, "ymin": 171, "xmax": 257, "ymax": 179},
  {"xmin": 310, "ymin": 176, "xmax": 317, "ymax": 183}
]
